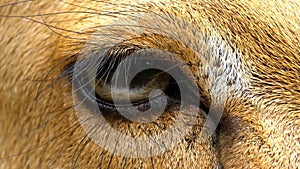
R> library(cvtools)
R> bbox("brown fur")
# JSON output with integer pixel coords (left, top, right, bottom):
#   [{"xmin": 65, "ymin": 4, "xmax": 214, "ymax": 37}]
[{"xmin": 0, "ymin": 0, "xmax": 299, "ymax": 168}]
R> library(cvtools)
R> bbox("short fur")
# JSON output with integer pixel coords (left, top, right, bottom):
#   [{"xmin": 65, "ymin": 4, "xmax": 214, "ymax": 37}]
[{"xmin": 0, "ymin": 0, "xmax": 299, "ymax": 168}]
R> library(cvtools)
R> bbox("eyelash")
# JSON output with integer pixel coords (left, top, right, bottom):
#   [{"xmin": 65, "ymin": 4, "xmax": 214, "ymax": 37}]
[{"xmin": 66, "ymin": 47, "xmax": 182, "ymax": 112}]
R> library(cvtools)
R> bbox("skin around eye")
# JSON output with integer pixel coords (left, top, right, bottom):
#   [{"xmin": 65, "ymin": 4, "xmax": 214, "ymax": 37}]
[{"xmin": 95, "ymin": 69, "xmax": 170, "ymax": 103}]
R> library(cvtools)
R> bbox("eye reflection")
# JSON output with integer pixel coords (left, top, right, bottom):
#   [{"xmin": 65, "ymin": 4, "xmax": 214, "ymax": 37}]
[{"xmin": 95, "ymin": 69, "xmax": 171, "ymax": 104}]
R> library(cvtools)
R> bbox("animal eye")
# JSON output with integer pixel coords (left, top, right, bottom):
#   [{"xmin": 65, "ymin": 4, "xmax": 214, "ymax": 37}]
[{"xmin": 71, "ymin": 47, "xmax": 201, "ymax": 119}]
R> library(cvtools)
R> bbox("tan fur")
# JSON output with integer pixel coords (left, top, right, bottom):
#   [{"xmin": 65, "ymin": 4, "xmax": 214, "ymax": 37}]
[{"xmin": 0, "ymin": 0, "xmax": 299, "ymax": 168}]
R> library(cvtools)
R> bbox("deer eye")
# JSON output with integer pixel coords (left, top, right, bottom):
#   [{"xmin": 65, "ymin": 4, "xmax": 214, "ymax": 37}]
[{"xmin": 71, "ymin": 47, "xmax": 191, "ymax": 114}]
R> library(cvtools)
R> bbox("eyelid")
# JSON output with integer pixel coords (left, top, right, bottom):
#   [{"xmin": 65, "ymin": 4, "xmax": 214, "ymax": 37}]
[{"xmin": 68, "ymin": 43, "xmax": 210, "ymax": 116}]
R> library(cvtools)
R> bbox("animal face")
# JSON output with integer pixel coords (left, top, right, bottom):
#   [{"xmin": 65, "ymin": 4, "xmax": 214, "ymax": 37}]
[{"xmin": 0, "ymin": 0, "xmax": 299, "ymax": 168}]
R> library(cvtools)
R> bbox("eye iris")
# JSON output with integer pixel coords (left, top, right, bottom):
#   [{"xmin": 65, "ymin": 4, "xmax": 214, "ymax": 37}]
[{"xmin": 95, "ymin": 69, "xmax": 170, "ymax": 103}]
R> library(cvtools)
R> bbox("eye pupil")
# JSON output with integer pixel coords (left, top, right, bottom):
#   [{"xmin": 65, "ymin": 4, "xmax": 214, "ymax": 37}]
[
  {"xmin": 95, "ymin": 69, "xmax": 170, "ymax": 104},
  {"xmin": 129, "ymin": 69, "xmax": 169, "ymax": 93}
]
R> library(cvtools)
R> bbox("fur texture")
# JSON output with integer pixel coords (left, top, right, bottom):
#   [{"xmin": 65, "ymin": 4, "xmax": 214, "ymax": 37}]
[{"xmin": 0, "ymin": 0, "xmax": 299, "ymax": 168}]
